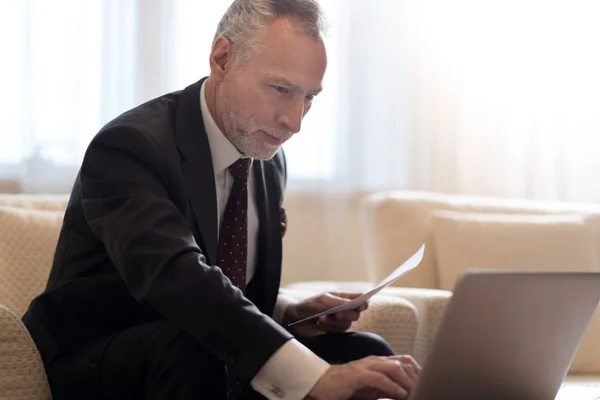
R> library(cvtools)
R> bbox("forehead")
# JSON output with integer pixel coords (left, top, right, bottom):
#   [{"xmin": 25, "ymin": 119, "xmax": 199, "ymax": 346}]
[{"xmin": 247, "ymin": 17, "xmax": 327, "ymax": 87}]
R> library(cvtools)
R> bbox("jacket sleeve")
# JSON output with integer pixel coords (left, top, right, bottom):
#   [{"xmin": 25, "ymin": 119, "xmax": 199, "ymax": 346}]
[{"xmin": 79, "ymin": 125, "xmax": 293, "ymax": 384}]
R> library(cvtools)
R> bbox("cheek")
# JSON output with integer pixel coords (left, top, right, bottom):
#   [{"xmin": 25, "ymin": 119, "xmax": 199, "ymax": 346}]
[
  {"xmin": 247, "ymin": 86, "xmax": 270, "ymax": 110},
  {"xmin": 244, "ymin": 87, "xmax": 280, "ymax": 126}
]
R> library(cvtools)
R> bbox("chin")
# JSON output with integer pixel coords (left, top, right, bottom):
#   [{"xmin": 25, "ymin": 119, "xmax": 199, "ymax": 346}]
[
  {"xmin": 233, "ymin": 135, "xmax": 282, "ymax": 160},
  {"xmin": 252, "ymin": 149, "xmax": 279, "ymax": 161},
  {"xmin": 243, "ymin": 145, "xmax": 279, "ymax": 160}
]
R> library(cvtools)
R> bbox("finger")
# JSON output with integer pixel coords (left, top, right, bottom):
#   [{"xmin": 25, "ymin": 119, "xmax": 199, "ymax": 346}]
[
  {"xmin": 317, "ymin": 317, "xmax": 352, "ymax": 332},
  {"xmin": 356, "ymin": 302, "xmax": 369, "ymax": 312},
  {"xmin": 403, "ymin": 364, "xmax": 418, "ymax": 383},
  {"xmin": 357, "ymin": 370, "xmax": 408, "ymax": 399},
  {"xmin": 319, "ymin": 315, "xmax": 352, "ymax": 328},
  {"xmin": 330, "ymin": 309, "xmax": 361, "ymax": 322},
  {"xmin": 330, "ymin": 291, "xmax": 364, "ymax": 300},
  {"xmin": 389, "ymin": 355, "xmax": 422, "ymax": 376},
  {"xmin": 369, "ymin": 360, "xmax": 416, "ymax": 392},
  {"xmin": 317, "ymin": 293, "xmax": 353, "ymax": 309},
  {"xmin": 323, "ymin": 293, "xmax": 369, "ymax": 315}
]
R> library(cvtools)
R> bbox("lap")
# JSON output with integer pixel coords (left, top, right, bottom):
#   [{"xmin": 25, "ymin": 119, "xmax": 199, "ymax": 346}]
[
  {"xmin": 98, "ymin": 320, "xmax": 227, "ymax": 400},
  {"xmin": 47, "ymin": 320, "xmax": 227, "ymax": 400},
  {"xmin": 46, "ymin": 321, "xmax": 393, "ymax": 400},
  {"xmin": 298, "ymin": 331, "xmax": 395, "ymax": 364}
]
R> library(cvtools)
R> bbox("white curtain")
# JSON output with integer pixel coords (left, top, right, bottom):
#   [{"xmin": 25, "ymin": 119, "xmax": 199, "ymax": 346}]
[
  {"xmin": 0, "ymin": 0, "xmax": 348, "ymax": 193},
  {"xmin": 0, "ymin": 0, "xmax": 222, "ymax": 193},
  {"xmin": 2, "ymin": 1, "xmax": 600, "ymax": 203},
  {"xmin": 401, "ymin": 1, "xmax": 600, "ymax": 202}
]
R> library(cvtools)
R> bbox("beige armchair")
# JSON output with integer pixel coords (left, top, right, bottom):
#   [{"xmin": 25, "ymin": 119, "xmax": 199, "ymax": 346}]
[
  {"xmin": 0, "ymin": 305, "xmax": 52, "ymax": 399},
  {"xmin": 0, "ymin": 195, "xmax": 66, "ymax": 399}
]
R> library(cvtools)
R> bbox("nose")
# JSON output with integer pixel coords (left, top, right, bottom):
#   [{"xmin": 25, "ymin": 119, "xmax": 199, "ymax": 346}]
[{"xmin": 278, "ymin": 98, "xmax": 304, "ymax": 134}]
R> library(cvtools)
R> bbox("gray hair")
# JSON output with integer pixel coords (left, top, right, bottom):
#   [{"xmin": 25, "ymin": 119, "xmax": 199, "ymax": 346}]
[{"xmin": 213, "ymin": 0, "xmax": 326, "ymax": 64}]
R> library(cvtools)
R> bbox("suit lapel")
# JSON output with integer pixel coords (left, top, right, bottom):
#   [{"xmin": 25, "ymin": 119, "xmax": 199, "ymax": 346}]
[
  {"xmin": 254, "ymin": 161, "xmax": 271, "ymax": 273},
  {"xmin": 250, "ymin": 160, "xmax": 282, "ymax": 315},
  {"xmin": 175, "ymin": 78, "xmax": 219, "ymax": 264}
]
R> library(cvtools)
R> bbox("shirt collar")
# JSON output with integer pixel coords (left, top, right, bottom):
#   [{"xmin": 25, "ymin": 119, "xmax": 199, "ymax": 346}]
[{"xmin": 200, "ymin": 80, "xmax": 246, "ymax": 174}]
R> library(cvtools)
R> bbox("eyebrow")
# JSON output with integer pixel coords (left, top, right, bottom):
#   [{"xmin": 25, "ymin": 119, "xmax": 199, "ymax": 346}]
[{"xmin": 269, "ymin": 75, "xmax": 322, "ymax": 96}]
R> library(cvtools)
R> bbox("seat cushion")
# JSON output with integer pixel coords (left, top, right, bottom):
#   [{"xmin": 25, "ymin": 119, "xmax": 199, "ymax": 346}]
[
  {"xmin": 431, "ymin": 211, "xmax": 597, "ymax": 290},
  {"xmin": 0, "ymin": 206, "xmax": 63, "ymax": 316},
  {"xmin": 0, "ymin": 305, "xmax": 51, "ymax": 399}
]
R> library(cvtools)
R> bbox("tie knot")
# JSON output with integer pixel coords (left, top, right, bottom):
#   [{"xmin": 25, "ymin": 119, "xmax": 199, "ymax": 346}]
[{"xmin": 229, "ymin": 158, "xmax": 252, "ymax": 182}]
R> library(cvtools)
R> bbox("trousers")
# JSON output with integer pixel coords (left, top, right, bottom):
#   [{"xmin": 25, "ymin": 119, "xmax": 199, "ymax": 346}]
[{"xmin": 46, "ymin": 320, "xmax": 395, "ymax": 399}]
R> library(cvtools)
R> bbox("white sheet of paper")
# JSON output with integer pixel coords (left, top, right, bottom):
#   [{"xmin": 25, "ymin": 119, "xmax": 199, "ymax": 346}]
[
  {"xmin": 554, "ymin": 385, "xmax": 600, "ymax": 400},
  {"xmin": 288, "ymin": 243, "xmax": 425, "ymax": 327}
]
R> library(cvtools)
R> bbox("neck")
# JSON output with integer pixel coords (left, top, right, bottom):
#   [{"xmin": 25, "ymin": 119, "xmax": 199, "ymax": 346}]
[{"xmin": 204, "ymin": 78, "xmax": 228, "ymax": 134}]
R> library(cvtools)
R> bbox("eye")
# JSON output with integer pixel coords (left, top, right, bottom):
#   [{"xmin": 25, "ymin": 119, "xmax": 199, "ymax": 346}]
[
  {"xmin": 305, "ymin": 94, "xmax": 315, "ymax": 101},
  {"xmin": 273, "ymin": 85, "xmax": 290, "ymax": 95}
]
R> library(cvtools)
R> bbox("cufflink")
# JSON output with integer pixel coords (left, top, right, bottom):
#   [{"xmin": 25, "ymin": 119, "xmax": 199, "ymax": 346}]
[{"xmin": 269, "ymin": 384, "xmax": 285, "ymax": 398}]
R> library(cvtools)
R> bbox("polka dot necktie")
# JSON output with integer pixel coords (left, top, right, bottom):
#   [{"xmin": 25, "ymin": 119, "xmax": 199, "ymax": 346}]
[
  {"xmin": 218, "ymin": 158, "xmax": 252, "ymax": 399},
  {"xmin": 218, "ymin": 158, "xmax": 252, "ymax": 294}
]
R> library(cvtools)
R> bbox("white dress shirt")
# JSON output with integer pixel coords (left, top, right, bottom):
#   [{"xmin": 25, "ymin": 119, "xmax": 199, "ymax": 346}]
[{"xmin": 200, "ymin": 81, "xmax": 330, "ymax": 400}]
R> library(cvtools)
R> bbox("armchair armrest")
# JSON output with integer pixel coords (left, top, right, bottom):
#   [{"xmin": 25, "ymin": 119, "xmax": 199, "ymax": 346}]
[
  {"xmin": 283, "ymin": 282, "xmax": 453, "ymax": 364},
  {"xmin": 280, "ymin": 285, "xmax": 419, "ymax": 356},
  {"xmin": 0, "ymin": 304, "xmax": 52, "ymax": 399},
  {"xmin": 350, "ymin": 294, "xmax": 418, "ymax": 356},
  {"xmin": 379, "ymin": 288, "xmax": 452, "ymax": 364}
]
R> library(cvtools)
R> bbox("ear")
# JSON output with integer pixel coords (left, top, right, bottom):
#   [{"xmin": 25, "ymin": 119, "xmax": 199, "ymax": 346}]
[{"xmin": 209, "ymin": 36, "xmax": 235, "ymax": 81}]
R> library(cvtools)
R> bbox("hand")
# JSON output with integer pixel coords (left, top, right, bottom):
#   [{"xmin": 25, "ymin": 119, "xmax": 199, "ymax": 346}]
[
  {"xmin": 305, "ymin": 355, "xmax": 422, "ymax": 400},
  {"xmin": 283, "ymin": 292, "xmax": 369, "ymax": 337}
]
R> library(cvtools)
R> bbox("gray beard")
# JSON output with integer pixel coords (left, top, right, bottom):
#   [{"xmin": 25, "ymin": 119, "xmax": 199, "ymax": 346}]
[{"xmin": 221, "ymin": 106, "xmax": 279, "ymax": 160}]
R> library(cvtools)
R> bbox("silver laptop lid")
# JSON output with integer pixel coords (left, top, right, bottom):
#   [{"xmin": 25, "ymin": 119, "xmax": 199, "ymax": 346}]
[{"xmin": 410, "ymin": 271, "xmax": 600, "ymax": 400}]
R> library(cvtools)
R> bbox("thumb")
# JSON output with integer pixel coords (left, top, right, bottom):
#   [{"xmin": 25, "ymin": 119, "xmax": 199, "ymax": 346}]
[
  {"xmin": 318, "ymin": 292, "xmax": 352, "ymax": 309},
  {"xmin": 330, "ymin": 291, "xmax": 364, "ymax": 300}
]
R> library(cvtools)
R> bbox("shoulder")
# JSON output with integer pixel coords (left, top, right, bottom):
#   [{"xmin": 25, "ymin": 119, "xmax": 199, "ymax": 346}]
[
  {"xmin": 97, "ymin": 90, "xmax": 181, "ymax": 144},
  {"xmin": 86, "ymin": 91, "xmax": 185, "ymax": 163}
]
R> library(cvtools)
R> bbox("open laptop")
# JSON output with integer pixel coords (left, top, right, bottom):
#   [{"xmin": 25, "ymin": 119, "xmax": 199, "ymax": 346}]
[{"xmin": 409, "ymin": 271, "xmax": 600, "ymax": 400}]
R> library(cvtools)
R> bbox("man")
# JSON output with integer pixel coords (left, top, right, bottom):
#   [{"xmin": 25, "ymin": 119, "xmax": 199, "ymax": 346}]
[{"xmin": 23, "ymin": 0, "xmax": 421, "ymax": 399}]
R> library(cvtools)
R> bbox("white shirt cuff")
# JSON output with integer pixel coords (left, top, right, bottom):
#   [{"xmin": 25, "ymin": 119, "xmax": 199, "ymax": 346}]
[
  {"xmin": 272, "ymin": 293, "xmax": 298, "ymax": 325},
  {"xmin": 251, "ymin": 339, "xmax": 330, "ymax": 400}
]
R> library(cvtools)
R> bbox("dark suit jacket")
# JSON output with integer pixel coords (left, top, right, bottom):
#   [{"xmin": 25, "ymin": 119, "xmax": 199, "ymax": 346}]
[{"xmin": 22, "ymin": 78, "xmax": 293, "ymax": 386}]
